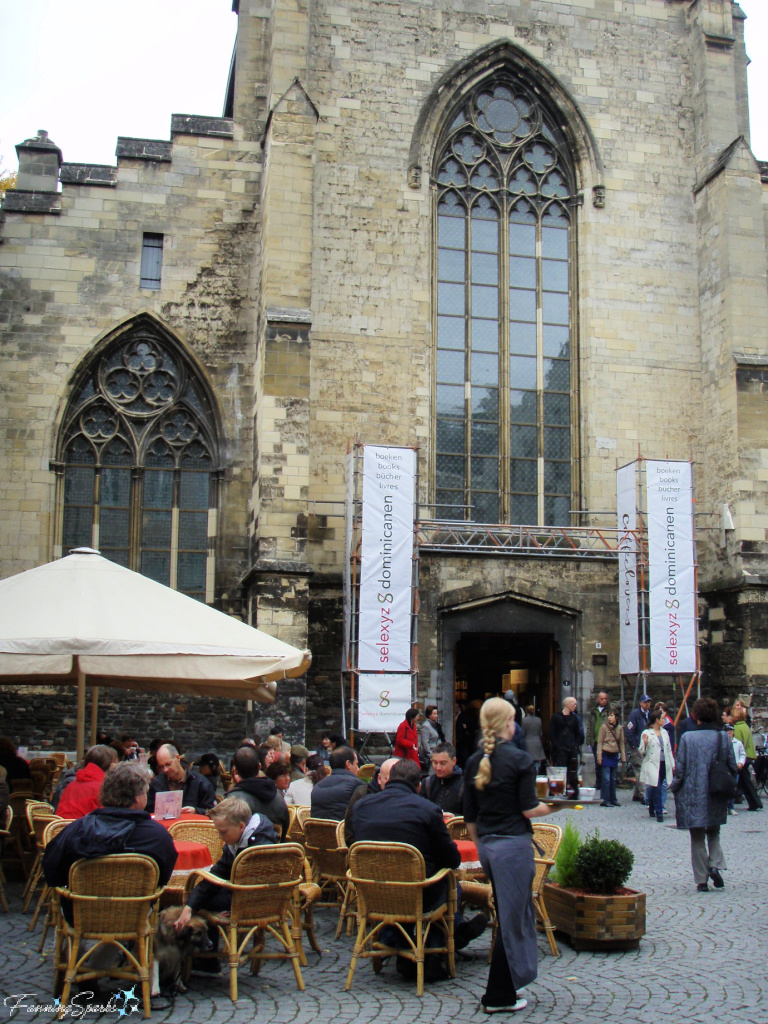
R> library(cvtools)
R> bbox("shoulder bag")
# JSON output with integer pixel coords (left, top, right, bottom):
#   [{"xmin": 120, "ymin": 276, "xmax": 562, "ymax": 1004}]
[{"xmin": 708, "ymin": 732, "xmax": 738, "ymax": 799}]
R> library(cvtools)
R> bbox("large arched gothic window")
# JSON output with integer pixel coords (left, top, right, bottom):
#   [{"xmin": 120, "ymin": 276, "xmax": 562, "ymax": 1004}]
[
  {"xmin": 56, "ymin": 318, "xmax": 221, "ymax": 601},
  {"xmin": 433, "ymin": 75, "xmax": 577, "ymax": 525}
]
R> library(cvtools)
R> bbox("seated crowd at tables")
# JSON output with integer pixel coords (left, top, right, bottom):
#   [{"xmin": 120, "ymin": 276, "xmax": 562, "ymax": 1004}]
[{"xmin": 2, "ymin": 719, "xmax": 536, "ymax": 1008}]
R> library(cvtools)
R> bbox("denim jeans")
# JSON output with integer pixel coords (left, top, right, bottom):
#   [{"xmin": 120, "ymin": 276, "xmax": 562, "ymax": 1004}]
[
  {"xmin": 600, "ymin": 765, "xmax": 617, "ymax": 804},
  {"xmin": 647, "ymin": 778, "xmax": 667, "ymax": 819}
]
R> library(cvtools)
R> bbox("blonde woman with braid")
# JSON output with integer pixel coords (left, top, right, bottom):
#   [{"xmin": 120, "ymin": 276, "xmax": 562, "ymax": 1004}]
[{"xmin": 463, "ymin": 697, "xmax": 560, "ymax": 1015}]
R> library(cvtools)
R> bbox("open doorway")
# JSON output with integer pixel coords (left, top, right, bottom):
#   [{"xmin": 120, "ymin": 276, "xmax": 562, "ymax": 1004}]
[{"xmin": 453, "ymin": 632, "xmax": 560, "ymax": 730}]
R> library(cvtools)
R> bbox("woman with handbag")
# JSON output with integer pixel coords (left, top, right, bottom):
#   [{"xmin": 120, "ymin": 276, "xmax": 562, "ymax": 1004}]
[{"xmin": 670, "ymin": 697, "xmax": 738, "ymax": 892}]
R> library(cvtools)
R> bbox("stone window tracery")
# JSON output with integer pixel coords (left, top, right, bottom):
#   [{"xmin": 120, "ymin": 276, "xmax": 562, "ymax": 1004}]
[
  {"xmin": 57, "ymin": 322, "xmax": 220, "ymax": 601},
  {"xmin": 433, "ymin": 75, "xmax": 577, "ymax": 526}
]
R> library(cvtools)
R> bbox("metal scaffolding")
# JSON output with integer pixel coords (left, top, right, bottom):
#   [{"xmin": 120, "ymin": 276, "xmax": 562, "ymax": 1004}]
[{"xmin": 416, "ymin": 520, "xmax": 638, "ymax": 559}]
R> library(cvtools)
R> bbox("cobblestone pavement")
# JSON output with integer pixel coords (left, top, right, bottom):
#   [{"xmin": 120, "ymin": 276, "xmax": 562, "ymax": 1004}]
[{"xmin": 1, "ymin": 795, "xmax": 765, "ymax": 1024}]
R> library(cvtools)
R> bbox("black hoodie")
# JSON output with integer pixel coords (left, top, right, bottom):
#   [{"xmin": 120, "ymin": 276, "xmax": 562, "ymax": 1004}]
[
  {"xmin": 224, "ymin": 777, "xmax": 289, "ymax": 834},
  {"xmin": 42, "ymin": 806, "xmax": 177, "ymax": 889}
]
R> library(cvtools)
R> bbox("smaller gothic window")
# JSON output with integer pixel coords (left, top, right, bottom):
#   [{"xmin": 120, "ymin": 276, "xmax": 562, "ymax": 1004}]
[{"xmin": 59, "ymin": 322, "xmax": 219, "ymax": 602}]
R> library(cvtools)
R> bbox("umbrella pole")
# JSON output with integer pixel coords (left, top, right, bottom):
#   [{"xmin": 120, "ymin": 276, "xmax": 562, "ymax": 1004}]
[
  {"xmin": 90, "ymin": 687, "xmax": 99, "ymax": 746},
  {"xmin": 76, "ymin": 665, "xmax": 87, "ymax": 762}
]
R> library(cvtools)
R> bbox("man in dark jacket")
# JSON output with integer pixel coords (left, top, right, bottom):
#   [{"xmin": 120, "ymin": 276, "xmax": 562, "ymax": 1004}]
[
  {"xmin": 626, "ymin": 694, "xmax": 652, "ymax": 801},
  {"xmin": 147, "ymin": 743, "xmax": 216, "ymax": 815},
  {"xmin": 310, "ymin": 746, "xmax": 367, "ymax": 820},
  {"xmin": 348, "ymin": 759, "xmax": 486, "ymax": 961},
  {"xmin": 224, "ymin": 745, "xmax": 290, "ymax": 836},
  {"xmin": 42, "ymin": 761, "xmax": 177, "ymax": 918},
  {"xmin": 548, "ymin": 697, "xmax": 585, "ymax": 767},
  {"xmin": 422, "ymin": 743, "xmax": 464, "ymax": 815}
]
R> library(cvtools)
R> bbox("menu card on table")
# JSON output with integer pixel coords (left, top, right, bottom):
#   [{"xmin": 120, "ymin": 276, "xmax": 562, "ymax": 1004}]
[{"xmin": 154, "ymin": 790, "xmax": 183, "ymax": 820}]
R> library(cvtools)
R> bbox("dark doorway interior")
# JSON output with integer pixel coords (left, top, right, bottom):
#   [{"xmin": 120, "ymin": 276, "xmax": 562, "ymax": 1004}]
[{"xmin": 454, "ymin": 632, "xmax": 559, "ymax": 731}]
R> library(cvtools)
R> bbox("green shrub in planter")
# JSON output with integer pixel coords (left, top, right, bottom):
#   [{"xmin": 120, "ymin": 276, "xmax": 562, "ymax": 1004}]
[
  {"xmin": 575, "ymin": 830, "xmax": 634, "ymax": 894},
  {"xmin": 549, "ymin": 819, "xmax": 582, "ymax": 888}
]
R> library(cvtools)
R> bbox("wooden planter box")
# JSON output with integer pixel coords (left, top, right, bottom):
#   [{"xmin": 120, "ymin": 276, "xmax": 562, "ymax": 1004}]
[{"xmin": 543, "ymin": 882, "xmax": 646, "ymax": 951}]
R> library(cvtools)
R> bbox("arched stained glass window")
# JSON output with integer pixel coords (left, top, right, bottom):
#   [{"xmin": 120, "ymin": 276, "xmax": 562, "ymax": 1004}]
[
  {"xmin": 57, "ymin": 320, "xmax": 220, "ymax": 602},
  {"xmin": 434, "ymin": 78, "xmax": 577, "ymax": 525}
]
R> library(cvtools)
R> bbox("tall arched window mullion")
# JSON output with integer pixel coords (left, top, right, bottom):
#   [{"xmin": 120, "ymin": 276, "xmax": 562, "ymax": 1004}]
[
  {"xmin": 433, "ymin": 75, "xmax": 576, "ymax": 527},
  {"xmin": 59, "ymin": 322, "xmax": 220, "ymax": 602}
]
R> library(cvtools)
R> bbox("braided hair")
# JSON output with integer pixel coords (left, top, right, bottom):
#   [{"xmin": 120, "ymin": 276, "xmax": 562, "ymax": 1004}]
[{"xmin": 474, "ymin": 697, "xmax": 515, "ymax": 791}]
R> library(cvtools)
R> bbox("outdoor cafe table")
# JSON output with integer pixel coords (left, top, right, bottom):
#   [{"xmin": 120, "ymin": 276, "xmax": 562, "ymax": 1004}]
[
  {"xmin": 153, "ymin": 811, "xmax": 211, "ymax": 830},
  {"xmin": 162, "ymin": 837, "xmax": 213, "ymax": 906},
  {"xmin": 454, "ymin": 839, "xmax": 484, "ymax": 878}
]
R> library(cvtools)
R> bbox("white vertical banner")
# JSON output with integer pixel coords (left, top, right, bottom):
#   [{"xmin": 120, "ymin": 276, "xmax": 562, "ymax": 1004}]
[
  {"xmin": 617, "ymin": 462, "xmax": 640, "ymax": 675},
  {"xmin": 341, "ymin": 451, "xmax": 354, "ymax": 670},
  {"xmin": 358, "ymin": 445, "xmax": 416, "ymax": 671},
  {"xmin": 646, "ymin": 460, "xmax": 697, "ymax": 673},
  {"xmin": 358, "ymin": 673, "xmax": 412, "ymax": 731}
]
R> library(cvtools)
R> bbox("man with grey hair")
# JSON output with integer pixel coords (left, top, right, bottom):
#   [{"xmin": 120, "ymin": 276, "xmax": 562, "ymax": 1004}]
[
  {"xmin": 147, "ymin": 742, "xmax": 215, "ymax": 815},
  {"xmin": 42, "ymin": 761, "xmax": 177, "ymax": 902}
]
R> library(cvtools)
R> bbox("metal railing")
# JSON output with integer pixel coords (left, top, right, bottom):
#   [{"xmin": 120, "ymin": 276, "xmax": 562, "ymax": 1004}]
[{"xmin": 416, "ymin": 519, "xmax": 641, "ymax": 560}]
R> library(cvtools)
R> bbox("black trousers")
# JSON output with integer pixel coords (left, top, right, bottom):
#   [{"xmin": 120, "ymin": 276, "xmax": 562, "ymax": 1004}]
[{"xmin": 482, "ymin": 879, "xmax": 517, "ymax": 1008}]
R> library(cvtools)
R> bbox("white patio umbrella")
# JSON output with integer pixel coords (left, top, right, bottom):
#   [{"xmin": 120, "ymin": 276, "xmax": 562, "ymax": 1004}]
[{"xmin": 0, "ymin": 548, "xmax": 311, "ymax": 758}]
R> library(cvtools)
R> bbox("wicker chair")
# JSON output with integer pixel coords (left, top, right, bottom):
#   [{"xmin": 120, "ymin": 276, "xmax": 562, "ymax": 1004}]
[
  {"xmin": 286, "ymin": 804, "xmax": 306, "ymax": 845},
  {"xmin": 531, "ymin": 821, "xmax": 562, "ymax": 957},
  {"xmin": 168, "ymin": 818, "xmax": 225, "ymax": 863},
  {"xmin": 345, "ymin": 841, "xmax": 457, "ymax": 998},
  {"xmin": 303, "ymin": 818, "xmax": 354, "ymax": 938},
  {"xmin": 38, "ymin": 818, "xmax": 72, "ymax": 952},
  {"xmin": 55, "ymin": 854, "xmax": 164, "ymax": 1019},
  {"xmin": 446, "ymin": 816, "xmax": 472, "ymax": 842},
  {"xmin": 184, "ymin": 842, "xmax": 306, "ymax": 1002},
  {"xmin": 7, "ymin": 794, "xmax": 33, "ymax": 876},
  {"xmin": 23, "ymin": 804, "xmax": 58, "ymax": 916},
  {"xmin": 295, "ymin": 806, "xmax": 312, "ymax": 830},
  {"xmin": 0, "ymin": 806, "xmax": 12, "ymax": 911},
  {"xmin": 357, "ymin": 763, "xmax": 376, "ymax": 783}
]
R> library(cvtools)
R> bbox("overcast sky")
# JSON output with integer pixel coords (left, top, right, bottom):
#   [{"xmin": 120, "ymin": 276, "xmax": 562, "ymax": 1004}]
[{"xmin": 1, "ymin": 0, "xmax": 767, "ymax": 171}]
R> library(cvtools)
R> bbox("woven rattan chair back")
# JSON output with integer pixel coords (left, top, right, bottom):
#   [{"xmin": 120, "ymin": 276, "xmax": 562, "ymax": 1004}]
[
  {"xmin": 304, "ymin": 818, "xmax": 348, "ymax": 879},
  {"xmin": 296, "ymin": 806, "xmax": 312, "ymax": 829},
  {"xmin": 67, "ymin": 854, "xmax": 161, "ymax": 935},
  {"xmin": 168, "ymin": 818, "xmax": 224, "ymax": 863},
  {"xmin": 347, "ymin": 841, "xmax": 429, "ymax": 920},
  {"xmin": 229, "ymin": 842, "xmax": 305, "ymax": 925},
  {"xmin": 531, "ymin": 821, "xmax": 562, "ymax": 893},
  {"xmin": 287, "ymin": 805, "xmax": 306, "ymax": 843},
  {"xmin": 446, "ymin": 816, "xmax": 472, "ymax": 842},
  {"xmin": 26, "ymin": 801, "xmax": 53, "ymax": 835}
]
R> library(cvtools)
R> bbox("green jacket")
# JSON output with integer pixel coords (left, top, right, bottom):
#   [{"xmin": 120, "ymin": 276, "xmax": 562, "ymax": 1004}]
[
  {"xmin": 733, "ymin": 720, "xmax": 756, "ymax": 760},
  {"xmin": 587, "ymin": 703, "xmax": 613, "ymax": 746}
]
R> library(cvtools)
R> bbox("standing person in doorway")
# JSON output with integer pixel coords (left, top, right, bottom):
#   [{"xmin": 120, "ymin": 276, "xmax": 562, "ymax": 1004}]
[
  {"xmin": 626, "ymin": 694, "xmax": 652, "ymax": 802},
  {"xmin": 548, "ymin": 697, "xmax": 584, "ymax": 768},
  {"xmin": 521, "ymin": 706, "xmax": 545, "ymax": 772}
]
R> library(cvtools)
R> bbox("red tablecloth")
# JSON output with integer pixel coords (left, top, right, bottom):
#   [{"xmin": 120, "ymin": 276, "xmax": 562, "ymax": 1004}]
[
  {"xmin": 455, "ymin": 839, "xmax": 482, "ymax": 872},
  {"xmin": 153, "ymin": 812, "xmax": 211, "ymax": 830},
  {"xmin": 172, "ymin": 840, "xmax": 213, "ymax": 874}
]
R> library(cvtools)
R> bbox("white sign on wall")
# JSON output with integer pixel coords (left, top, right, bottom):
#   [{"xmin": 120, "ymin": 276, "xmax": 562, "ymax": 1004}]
[
  {"xmin": 646, "ymin": 460, "xmax": 697, "ymax": 673},
  {"xmin": 617, "ymin": 462, "xmax": 640, "ymax": 675},
  {"xmin": 357, "ymin": 673, "xmax": 412, "ymax": 731},
  {"xmin": 357, "ymin": 445, "xmax": 416, "ymax": 672}
]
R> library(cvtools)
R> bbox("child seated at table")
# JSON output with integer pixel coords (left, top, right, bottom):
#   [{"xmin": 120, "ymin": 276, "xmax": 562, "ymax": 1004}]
[{"xmin": 173, "ymin": 798, "xmax": 277, "ymax": 934}]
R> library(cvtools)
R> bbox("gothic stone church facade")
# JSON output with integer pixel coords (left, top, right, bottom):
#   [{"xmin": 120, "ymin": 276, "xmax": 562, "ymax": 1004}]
[{"xmin": 2, "ymin": 0, "xmax": 768, "ymax": 749}]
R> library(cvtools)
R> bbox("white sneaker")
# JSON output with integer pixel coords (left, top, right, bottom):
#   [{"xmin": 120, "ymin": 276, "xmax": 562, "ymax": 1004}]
[{"xmin": 482, "ymin": 999, "xmax": 528, "ymax": 1014}]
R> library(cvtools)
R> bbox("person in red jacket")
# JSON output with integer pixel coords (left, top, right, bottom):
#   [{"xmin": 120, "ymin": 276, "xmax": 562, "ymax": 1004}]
[
  {"xmin": 393, "ymin": 707, "xmax": 421, "ymax": 765},
  {"xmin": 56, "ymin": 745, "xmax": 117, "ymax": 819}
]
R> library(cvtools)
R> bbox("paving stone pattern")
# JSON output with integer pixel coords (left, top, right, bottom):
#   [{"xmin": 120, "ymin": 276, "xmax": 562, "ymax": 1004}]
[{"xmin": 1, "ymin": 797, "xmax": 765, "ymax": 1024}]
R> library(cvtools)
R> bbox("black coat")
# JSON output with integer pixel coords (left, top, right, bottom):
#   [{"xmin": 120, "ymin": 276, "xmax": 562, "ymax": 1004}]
[
  {"xmin": 548, "ymin": 712, "xmax": 584, "ymax": 764},
  {"xmin": 147, "ymin": 768, "xmax": 215, "ymax": 815},
  {"xmin": 348, "ymin": 779, "xmax": 460, "ymax": 878},
  {"xmin": 225, "ymin": 777, "xmax": 290, "ymax": 834},
  {"xmin": 422, "ymin": 768, "xmax": 464, "ymax": 815},
  {"xmin": 310, "ymin": 769, "xmax": 367, "ymax": 821},
  {"xmin": 42, "ymin": 806, "xmax": 177, "ymax": 889}
]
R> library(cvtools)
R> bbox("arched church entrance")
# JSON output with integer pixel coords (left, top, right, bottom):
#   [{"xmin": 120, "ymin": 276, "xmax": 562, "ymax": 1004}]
[{"xmin": 438, "ymin": 593, "xmax": 579, "ymax": 760}]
